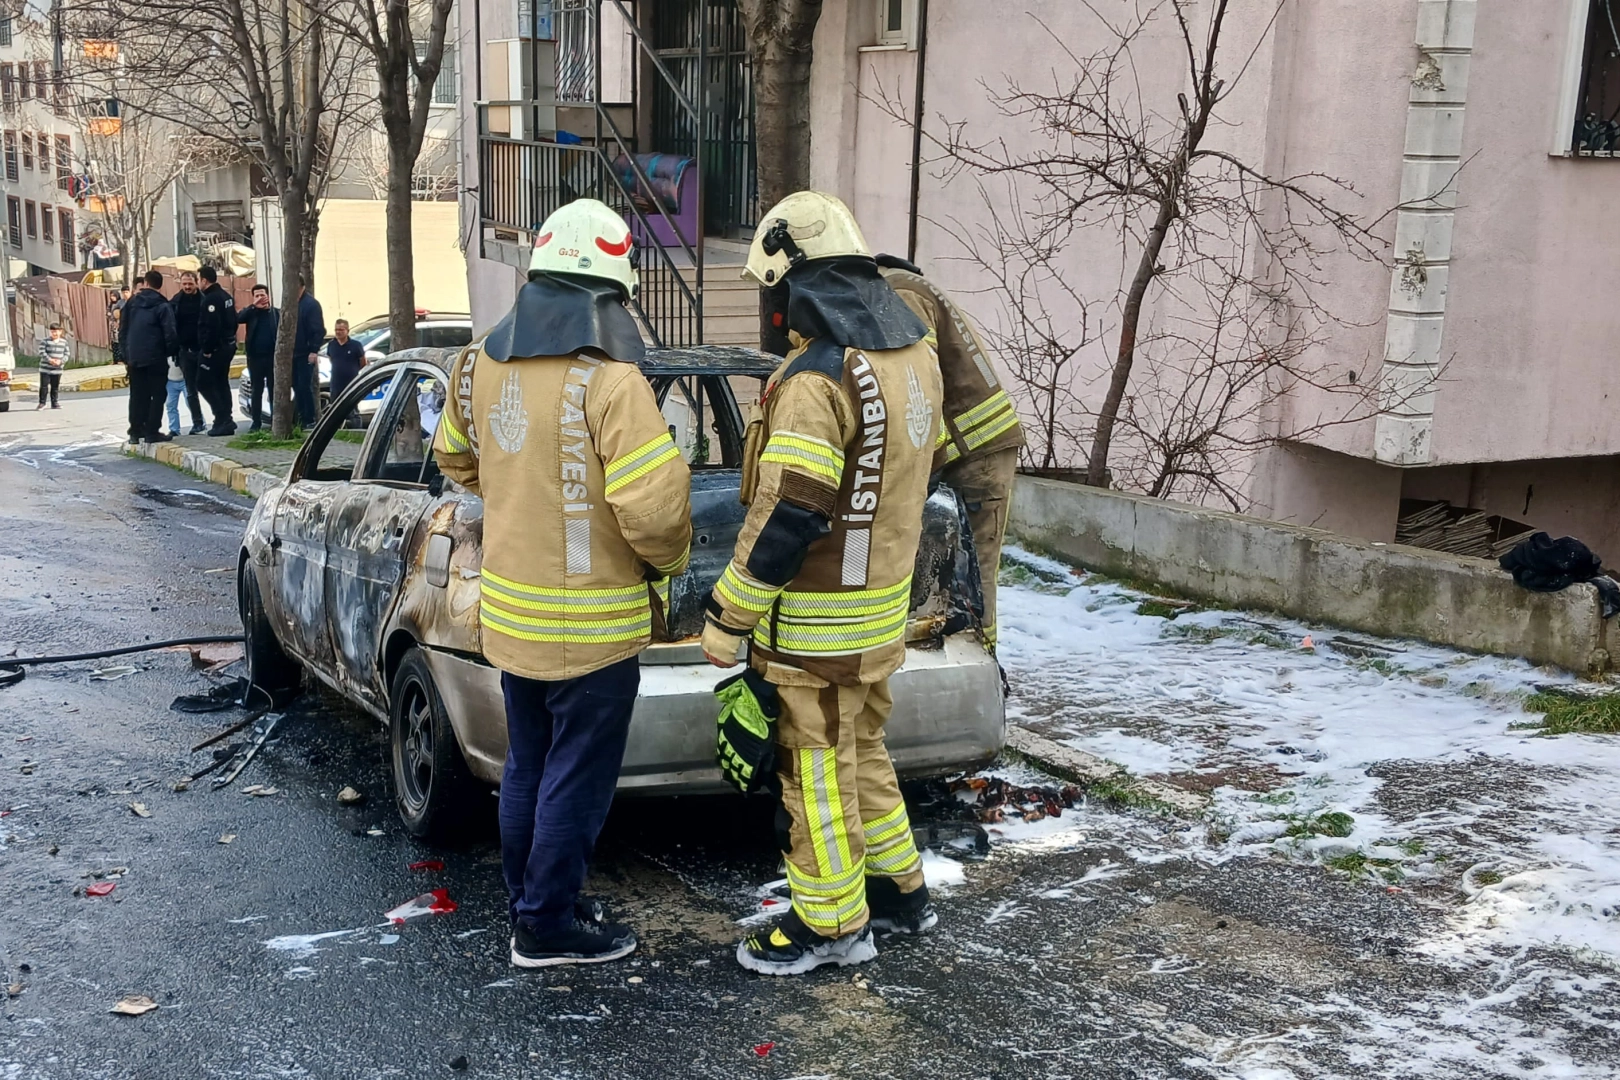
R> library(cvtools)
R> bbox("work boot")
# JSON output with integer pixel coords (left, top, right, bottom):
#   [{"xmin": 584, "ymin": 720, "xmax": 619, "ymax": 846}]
[
  {"xmin": 736, "ymin": 909, "xmax": 877, "ymax": 977},
  {"xmin": 510, "ymin": 918, "xmax": 637, "ymax": 969},
  {"xmin": 148, "ymin": 432, "xmax": 174, "ymax": 443},
  {"xmin": 209, "ymin": 421, "xmax": 238, "ymax": 437},
  {"xmin": 865, "ymin": 877, "xmax": 937, "ymax": 936}
]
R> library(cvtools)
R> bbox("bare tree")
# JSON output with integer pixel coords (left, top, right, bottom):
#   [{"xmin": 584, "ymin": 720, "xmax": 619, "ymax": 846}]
[
  {"xmin": 347, "ymin": 127, "xmax": 458, "ymax": 204},
  {"xmin": 61, "ymin": 0, "xmax": 369, "ymax": 437},
  {"xmin": 320, "ymin": 0, "xmax": 455, "ymax": 352},
  {"xmin": 896, "ymin": 0, "xmax": 1405, "ymax": 500}
]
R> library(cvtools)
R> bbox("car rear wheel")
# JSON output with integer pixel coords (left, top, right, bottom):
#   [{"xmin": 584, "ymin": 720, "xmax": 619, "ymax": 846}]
[
  {"xmin": 389, "ymin": 647, "xmax": 478, "ymax": 842},
  {"xmin": 238, "ymin": 561, "xmax": 302, "ymax": 706}
]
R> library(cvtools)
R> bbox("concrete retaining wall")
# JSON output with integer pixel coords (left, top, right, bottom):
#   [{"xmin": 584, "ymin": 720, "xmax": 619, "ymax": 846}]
[{"xmin": 1009, "ymin": 477, "xmax": 1610, "ymax": 675}]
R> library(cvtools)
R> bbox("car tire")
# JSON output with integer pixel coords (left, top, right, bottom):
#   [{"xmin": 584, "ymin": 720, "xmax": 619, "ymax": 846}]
[
  {"xmin": 0, "ymin": 401, "xmax": 9, "ymax": 412},
  {"xmin": 238, "ymin": 561, "xmax": 302, "ymax": 707},
  {"xmin": 389, "ymin": 646, "xmax": 479, "ymax": 842}
]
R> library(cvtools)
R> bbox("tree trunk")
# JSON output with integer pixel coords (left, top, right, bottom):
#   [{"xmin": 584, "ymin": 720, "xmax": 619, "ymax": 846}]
[
  {"xmin": 271, "ymin": 192, "xmax": 306, "ymax": 440},
  {"xmin": 384, "ymin": 136, "xmax": 418, "ymax": 351}
]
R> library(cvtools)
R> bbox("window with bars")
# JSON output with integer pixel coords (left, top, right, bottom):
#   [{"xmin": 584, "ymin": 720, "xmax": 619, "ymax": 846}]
[
  {"xmin": 0, "ymin": 18, "xmax": 11, "ymax": 47},
  {"xmin": 24, "ymin": 200, "xmax": 35, "ymax": 240},
  {"xmin": 21, "ymin": 132, "xmax": 31, "ymax": 170},
  {"xmin": 41, "ymin": 204, "xmax": 52, "ymax": 243},
  {"xmin": 58, "ymin": 209, "xmax": 73, "ymax": 265},
  {"xmin": 416, "ymin": 40, "xmax": 458, "ymax": 104},
  {"xmin": 6, "ymin": 197, "xmax": 20, "ymax": 250},
  {"xmin": 1, "ymin": 64, "xmax": 14, "ymax": 104},
  {"xmin": 555, "ymin": 0, "xmax": 594, "ymax": 104},
  {"xmin": 3, "ymin": 131, "xmax": 16, "ymax": 183},
  {"xmin": 34, "ymin": 62, "xmax": 48, "ymax": 100},
  {"xmin": 1576, "ymin": 0, "xmax": 1620, "ymax": 153}
]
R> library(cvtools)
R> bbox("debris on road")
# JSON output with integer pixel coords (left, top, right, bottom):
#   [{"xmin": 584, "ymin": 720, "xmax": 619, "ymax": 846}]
[
  {"xmin": 213, "ymin": 713, "xmax": 282, "ymax": 789},
  {"xmin": 408, "ymin": 859, "xmax": 444, "ymax": 873},
  {"xmin": 129, "ymin": 802, "xmax": 152, "ymax": 818},
  {"xmin": 19, "ymin": 763, "xmax": 35, "ymax": 775},
  {"xmin": 109, "ymin": 995, "xmax": 158, "ymax": 1016},
  {"xmin": 188, "ymin": 642, "xmax": 244, "ymax": 670},
  {"xmin": 751, "ymin": 1042, "xmax": 775, "ymax": 1058},
  {"xmin": 89, "ymin": 665, "xmax": 139, "ymax": 681},
  {"xmin": 172, "ymin": 780, "xmax": 190, "ymax": 792},
  {"xmin": 449, "ymin": 1055, "xmax": 469, "ymax": 1072},
  {"xmin": 218, "ymin": 834, "xmax": 236, "ymax": 844},
  {"xmin": 949, "ymin": 775, "xmax": 1082, "ymax": 824},
  {"xmin": 173, "ymin": 681, "xmax": 248, "ymax": 714},
  {"xmin": 384, "ymin": 889, "xmax": 458, "ymax": 923},
  {"xmin": 337, "ymin": 786, "xmax": 364, "ymax": 806},
  {"xmin": 240, "ymin": 785, "xmax": 278, "ymax": 797},
  {"xmin": 6, "ymin": 983, "xmax": 22, "ymax": 998},
  {"xmin": 190, "ymin": 708, "xmax": 266, "ymax": 751},
  {"xmin": 84, "ymin": 882, "xmax": 116, "ymax": 897}
]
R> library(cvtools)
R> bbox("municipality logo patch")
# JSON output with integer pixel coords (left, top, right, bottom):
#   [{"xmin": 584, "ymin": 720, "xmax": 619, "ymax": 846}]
[
  {"xmin": 905, "ymin": 365, "xmax": 933, "ymax": 450},
  {"xmin": 488, "ymin": 370, "xmax": 529, "ymax": 454}
]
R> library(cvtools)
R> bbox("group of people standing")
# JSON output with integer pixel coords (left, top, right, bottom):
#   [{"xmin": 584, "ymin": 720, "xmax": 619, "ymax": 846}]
[
  {"xmin": 116, "ymin": 268, "xmax": 330, "ymax": 444},
  {"xmin": 432, "ymin": 191, "xmax": 1021, "ymax": 976}
]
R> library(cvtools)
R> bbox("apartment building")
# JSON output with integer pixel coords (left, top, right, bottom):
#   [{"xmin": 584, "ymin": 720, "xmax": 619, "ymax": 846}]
[{"xmin": 0, "ymin": 10, "xmax": 85, "ymax": 275}]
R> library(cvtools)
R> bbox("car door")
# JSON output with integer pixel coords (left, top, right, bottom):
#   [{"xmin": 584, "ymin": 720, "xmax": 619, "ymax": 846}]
[
  {"xmin": 267, "ymin": 365, "xmax": 402, "ymax": 675},
  {"xmin": 323, "ymin": 363, "xmax": 448, "ymax": 707}
]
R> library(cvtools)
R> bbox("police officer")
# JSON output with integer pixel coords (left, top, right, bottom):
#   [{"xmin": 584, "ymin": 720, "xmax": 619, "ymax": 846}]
[
  {"xmin": 702, "ymin": 191, "xmax": 943, "ymax": 976},
  {"xmin": 433, "ymin": 199, "xmax": 693, "ymax": 968},
  {"xmin": 196, "ymin": 266, "xmax": 238, "ymax": 436},
  {"xmin": 876, "ymin": 255, "xmax": 1024, "ymax": 651}
]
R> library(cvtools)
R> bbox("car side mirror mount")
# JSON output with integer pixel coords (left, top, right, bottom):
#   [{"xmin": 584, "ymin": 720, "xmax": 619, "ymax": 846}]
[{"xmin": 427, "ymin": 473, "xmax": 445, "ymax": 497}]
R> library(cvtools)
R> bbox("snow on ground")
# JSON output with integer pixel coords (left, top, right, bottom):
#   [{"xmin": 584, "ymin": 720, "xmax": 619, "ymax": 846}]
[{"xmin": 983, "ymin": 547, "xmax": 1620, "ymax": 1077}]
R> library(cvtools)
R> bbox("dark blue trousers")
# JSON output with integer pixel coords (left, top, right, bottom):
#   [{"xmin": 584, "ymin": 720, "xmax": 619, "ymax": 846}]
[
  {"xmin": 292, "ymin": 356, "xmax": 317, "ymax": 427},
  {"xmin": 499, "ymin": 657, "xmax": 639, "ymax": 933}
]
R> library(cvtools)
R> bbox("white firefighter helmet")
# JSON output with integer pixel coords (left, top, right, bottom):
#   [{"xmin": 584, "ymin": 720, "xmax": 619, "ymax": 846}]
[
  {"xmin": 743, "ymin": 190, "xmax": 873, "ymax": 287},
  {"xmin": 528, "ymin": 198, "xmax": 639, "ymax": 299}
]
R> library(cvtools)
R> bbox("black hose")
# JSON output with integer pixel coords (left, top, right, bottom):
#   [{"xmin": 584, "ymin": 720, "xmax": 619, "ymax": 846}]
[{"xmin": 1, "ymin": 635, "xmax": 245, "ymax": 668}]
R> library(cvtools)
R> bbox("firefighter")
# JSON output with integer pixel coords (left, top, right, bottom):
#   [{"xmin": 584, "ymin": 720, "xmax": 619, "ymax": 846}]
[
  {"xmin": 702, "ymin": 191, "xmax": 943, "ymax": 976},
  {"xmin": 433, "ymin": 198, "xmax": 692, "ymax": 968},
  {"xmin": 875, "ymin": 255, "xmax": 1024, "ymax": 652}
]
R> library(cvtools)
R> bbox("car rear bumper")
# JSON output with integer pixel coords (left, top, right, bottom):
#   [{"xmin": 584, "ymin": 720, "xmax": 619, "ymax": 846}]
[{"xmin": 423, "ymin": 636, "xmax": 1005, "ymax": 796}]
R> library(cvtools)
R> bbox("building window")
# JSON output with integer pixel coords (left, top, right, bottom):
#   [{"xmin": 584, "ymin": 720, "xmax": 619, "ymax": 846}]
[
  {"xmin": 24, "ymin": 200, "xmax": 35, "ymax": 240},
  {"xmin": 416, "ymin": 40, "xmax": 458, "ymax": 104},
  {"xmin": 3, "ymin": 131, "xmax": 16, "ymax": 183},
  {"xmin": 6, "ymin": 197, "xmax": 20, "ymax": 250},
  {"xmin": 0, "ymin": 64, "xmax": 14, "ymax": 105},
  {"xmin": 41, "ymin": 205, "xmax": 52, "ymax": 243},
  {"xmin": 0, "ymin": 18, "xmax": 11, "ymax": 48},
  {"xmin": 55, "ymin": 135, "xmax": 72, "ymax": 189},
  {"xmin": 1575, "ymin": 0, "xmax": 1620, "ymax": 153},
  {"xmin": 58, "ymin": 209, "xmax": 73, "ymax": 265},
  {"xmin": 34, "ymin": 62, "xmax": 49, "ymax": 100},
  {"xmin": 18, "ymin": 63, "xmax": 29, "ymax": 100},
  {"xmin": 875, "ymin": 0, "xmax": 915, "ymax": 47},
  {"xmin": 20, "ymin": 132, "xmax": 31, "ymax": 170}
]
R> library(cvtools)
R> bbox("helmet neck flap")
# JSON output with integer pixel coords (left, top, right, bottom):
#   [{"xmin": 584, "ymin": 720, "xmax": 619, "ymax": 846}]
[
  {"xmin": 482, "ymin": 272, "xmax": 647, "ymax": 364},
  {"xmin": 782, "ymin": 257, "xmax": 928, "ymax": 352}
]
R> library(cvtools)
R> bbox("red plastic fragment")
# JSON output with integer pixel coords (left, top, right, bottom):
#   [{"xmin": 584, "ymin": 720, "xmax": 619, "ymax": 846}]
[
  {"xmin": 85, "ymin": 881, "xmax": 116, "ymax": 897},
  {"xmin": 384, "ymin": 888, "xmax": 458, "ymax": 924},
  {"xmin": 408, "ymin": 859, "xmax": 445, "ymax": 872},
  {"xmin": 752, "ymin": 1042, "xmax": 775, "ymax": 1058}
]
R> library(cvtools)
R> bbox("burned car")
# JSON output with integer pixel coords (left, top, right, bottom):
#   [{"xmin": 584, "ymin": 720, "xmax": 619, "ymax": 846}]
[{"xmin": 237, "ymin": 346, "xmax": 1005, "ymax": 837}]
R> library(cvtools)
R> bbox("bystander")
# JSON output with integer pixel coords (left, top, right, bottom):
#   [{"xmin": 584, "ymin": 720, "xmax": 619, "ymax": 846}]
[{"xmin": 35, "ymin": 324, "xmax": 68, "ymax": 410}]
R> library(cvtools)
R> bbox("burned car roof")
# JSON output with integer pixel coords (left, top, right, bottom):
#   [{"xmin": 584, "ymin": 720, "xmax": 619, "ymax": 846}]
[{"xmin": 377, "ymin": 344, "xmax": 778, "ymax": 377}]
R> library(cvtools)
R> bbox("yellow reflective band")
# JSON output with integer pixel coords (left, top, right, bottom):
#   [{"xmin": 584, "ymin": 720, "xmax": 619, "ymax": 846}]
[
  {"xmin": 760, "ymin": 432, "xmax": 845, "ymax": 484},
  {"xmin": 962, "ymin": 407, "xmax": 1020, "ymax": 450},
  {"xmin": 437, "ymin": 416, "xmax": 470, "ymax": 453},
  {"xmin": 954, "ymin": 389, "xmax": 1014, "ymax": 433},
  {"xmin": 776, "ymin": 578, "xmax": 911, "ymax": 619},
  {"xmin": 863, "ymin": 802, "xmax": 910, "ymax": 837},
  {"xmin": 866, "ymin": 844, "xmax": 921, "ymax": 875},
  {"xmin": 759, "ymin": 611, "xmax": 909, "ymax": 655},
  {"xmin": 654, "ymin": 544, "xmax": 691, "ymax": 577},
  {"xmin": 480, "ymin": 571, "xmax": 648, "ymax": 612},
  {"xmin": 786, "ymin": 860, "xmax": 865, "ymax": 897},
  {"xmin": 653, "ymin": 578, "xmax": 671, "ymax": 612},
  {"xmin": 799, "ymin": 747, "xmax": 853, "ymax": 876},
  {"xmin": 715, "ymin": 563, "xmax": 782, "ymax": 615},
  {"xmin": 940, "ymin": 442, "xmax": 962, "ymax": 464},
  {"xmin": 480, "ymin": 606, "xmax": 652, "ymax": 643},
  {"xmin": 605, "ymin": 434, "xmax": 681, "ymax": 495},
  {"xmin": 799, "ymin": 748, "xmax": 836, "ymax": 875},
  {"xmin": 863, "ymin": 811, "xmax": 913, "ymax": 849},
  {"xmin": 923, "ymin": 329, "xmax": 939, "ymax": 347},
  {"xmin": 792, "ymin": 891, "xmax": 868, "ymax": 931},
  {"xmin": 936, "ymin": 424, "xmax": 952, "ymax": 448}
]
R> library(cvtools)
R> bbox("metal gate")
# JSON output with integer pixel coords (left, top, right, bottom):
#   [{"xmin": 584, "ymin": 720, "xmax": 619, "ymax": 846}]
[{"xmin": 652, "ymin": 0, "xmax": 756, "ymax": 237}]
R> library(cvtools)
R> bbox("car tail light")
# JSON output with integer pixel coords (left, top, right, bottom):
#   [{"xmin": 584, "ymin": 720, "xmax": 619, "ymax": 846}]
[{"xmin": 0, "ymin": 369, "xmax": 10, "ymax": 384}]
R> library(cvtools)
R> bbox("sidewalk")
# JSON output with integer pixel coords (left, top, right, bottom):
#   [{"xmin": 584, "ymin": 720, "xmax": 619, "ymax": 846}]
[{"xmin": 11, "ymin": 359, "xmax": 249, "ymax": 394}]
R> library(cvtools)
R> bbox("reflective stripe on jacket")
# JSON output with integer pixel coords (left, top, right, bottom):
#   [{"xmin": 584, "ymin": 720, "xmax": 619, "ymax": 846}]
[
  {"xmin": 709, "ymin": 335, "xmax": 943, "ymax": 687},
  {"xmin": 880, "ymin": 268, "xmax": 1024, "ymax": 469},
  {"xmin": 433, "ymin": 344, "xmax": 692, "ymax": 681}
]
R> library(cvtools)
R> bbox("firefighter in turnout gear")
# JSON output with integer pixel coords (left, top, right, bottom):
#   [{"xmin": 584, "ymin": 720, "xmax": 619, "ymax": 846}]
[
  {"xmin": 702, "ymin": 191, "xmax": 944, "ymax": 976},
  {"xmin": 433, "ymin": 198, "xmax": 692, "ymax": 969},
  {"xmin": 875, "ymin": 255, "xmax": 1025, "ymax": 652}
]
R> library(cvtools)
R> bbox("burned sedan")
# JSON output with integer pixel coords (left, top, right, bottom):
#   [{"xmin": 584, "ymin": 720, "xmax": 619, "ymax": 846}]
[{"xmin": 237, "ymin": 346, "xmax": 1005, "ymax": 837}]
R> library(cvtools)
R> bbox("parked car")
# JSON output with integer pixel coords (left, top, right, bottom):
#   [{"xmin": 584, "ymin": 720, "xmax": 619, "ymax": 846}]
[
  {"xmin": 238, "ymin": 312, "xmax": 473, "ymax": 422},
  {"xmin": 236, "ymin": 347, "xmax": 1005, "ymax": 838}
]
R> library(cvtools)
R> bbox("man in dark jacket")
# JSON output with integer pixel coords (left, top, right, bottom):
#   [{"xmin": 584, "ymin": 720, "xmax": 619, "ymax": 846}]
[
  {"xmin": 120, "ymin": 270, "xmax": 178, "ymax": 444},
  {"xmin": 292, "ymin": 277, "xmax": 326, "ymax": 427},
  {"xmin": 170, "ymin": 272, "xmax": 207, "ymax": 434},
  {"xmin": 196, "ymin": 266, "xmax": 237, "ymax": 436},
  {"xmin": 237, "ymin": 283, "xmax": 279, "ymax": 431}
]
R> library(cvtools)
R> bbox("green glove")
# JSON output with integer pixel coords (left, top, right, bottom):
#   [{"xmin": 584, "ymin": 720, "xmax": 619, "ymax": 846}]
[{"xmin": 714, "ymin": 668, "xmax": 780, "ymax": 795}]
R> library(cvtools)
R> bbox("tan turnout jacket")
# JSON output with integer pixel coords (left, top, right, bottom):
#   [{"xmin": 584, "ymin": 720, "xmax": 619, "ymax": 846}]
[
  {"xmin": 881, "ymin": 267, "xmax": 1024, "ymax": 469},
  {"xmin": 434, "ymin": 345, "xmax": 692, "ymax": 681},
  {"xmin": 707, "ymin": 335, "xmax": 943, "ymax": 687}
]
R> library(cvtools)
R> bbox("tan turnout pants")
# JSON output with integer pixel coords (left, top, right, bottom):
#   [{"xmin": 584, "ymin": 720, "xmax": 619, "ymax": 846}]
[
  {"xmin": 775, "ymin": 678, "xmax": 925, "ymax": 937},
  {"xmin": 941, "ymin": 446, "xmax": 1019, "ymax": 650}
]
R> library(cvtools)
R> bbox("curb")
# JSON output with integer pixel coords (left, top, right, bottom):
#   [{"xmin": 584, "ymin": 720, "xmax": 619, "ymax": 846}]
[
  {"xmin": 126, "ymin": 440, "xmax": 282, "ymax": 499},
  {"xmin": 14, "ymin": 360, "xmax": 246, "ymax": 395},
  {"xmin": 1004, "ymin": 726, "xmax": 1209, "ymax": 817}
]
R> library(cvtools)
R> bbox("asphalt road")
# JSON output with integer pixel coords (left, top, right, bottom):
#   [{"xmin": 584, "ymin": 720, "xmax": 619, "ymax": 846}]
[{"xmin": 1, "ymin": 430, "xmax": 1615, "ymax": 1079}]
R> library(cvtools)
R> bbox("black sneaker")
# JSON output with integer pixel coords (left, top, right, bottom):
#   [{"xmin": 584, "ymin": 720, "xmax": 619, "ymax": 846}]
[
  {"xmin": 866, "ymin": 877, "xmax": 938, "ymax": 936},
  {"xmin": 209, "ymin": 423, "xmax": 237, "ymax": 437},
  {"xmin": 736, "ymin": 908, "xmax": 877, "ymax": 976},
  {"xmin": 511, "ymin": 919, "xmax": 637, "ymax": 969},
  {"xmin": 189, "ymin": 423, "xmax": 206, "ymax": 435},
  {"xmin": 149, "ymin": 432, "xmax": 174, "ymax": 443}
]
